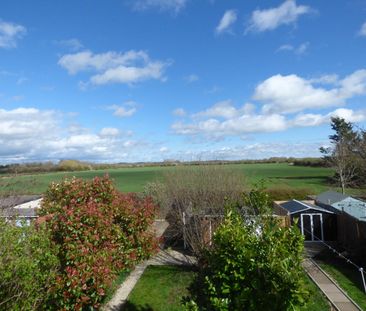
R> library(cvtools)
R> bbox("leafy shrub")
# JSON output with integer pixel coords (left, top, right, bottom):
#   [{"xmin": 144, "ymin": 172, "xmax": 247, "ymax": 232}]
[
  {"xmin": 0, "ymin": 220, "xmax": 59, "ymax": 310},
  {"xmin": 266, "ymin": 186, "xmax": 311, "ymax": 201},
  {"xmin": 39, "ymin": 175, "xmax": 158, "ymax": 310},
  {"xmin": 183, "ymin": 208, "xmax": 308, "ymax": 310}
]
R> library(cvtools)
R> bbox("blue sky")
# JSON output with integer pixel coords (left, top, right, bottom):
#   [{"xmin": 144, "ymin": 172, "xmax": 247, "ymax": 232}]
[{"xmin": 1, "ymin": 0, "xmax": 366, "ymax": 163}]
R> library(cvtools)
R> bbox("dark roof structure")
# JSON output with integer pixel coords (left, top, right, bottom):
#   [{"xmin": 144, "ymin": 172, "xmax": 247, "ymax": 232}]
[
  {"xmin": 315, "ymin": 191, "xmax": 349, "ymax": 206},
  {"xmin": 0, "ymin": 195, "xmax": 41, "ymax": 209},
  {"xmin": 0, "ymin": 207, "xmax": 37, "ymax": 218},
  {"xmin": 280, "ymin": 200, "xmax": 334, "ymax": 215}
]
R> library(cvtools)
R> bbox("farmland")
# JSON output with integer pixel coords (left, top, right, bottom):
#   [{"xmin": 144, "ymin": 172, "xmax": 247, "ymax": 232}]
[{"xmin": 1, "ymin": 163, "xmax": 335, "ymax": 195}]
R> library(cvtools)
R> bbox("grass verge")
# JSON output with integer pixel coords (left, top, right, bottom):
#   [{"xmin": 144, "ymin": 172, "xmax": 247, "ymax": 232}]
[
  {"xmin": 301, "ymin": 275, "xmax": 330, "ymax": 311},
  {"xmin": 316, "ymin": 260, "xmax": 366, "ymax": 310}
]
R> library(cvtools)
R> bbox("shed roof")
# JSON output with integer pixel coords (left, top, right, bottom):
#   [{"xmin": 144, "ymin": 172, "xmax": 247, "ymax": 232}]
[
  {"xmin": 280, "ymin": 200, "xmax": 334, "ymax": 215},
  {"xmin": 316, "ymin": 191, "xmax": 349, "ymax": 206},
  {"xmin": 335, "ymin": 198, "xmax": 366, "ymax": 222}
]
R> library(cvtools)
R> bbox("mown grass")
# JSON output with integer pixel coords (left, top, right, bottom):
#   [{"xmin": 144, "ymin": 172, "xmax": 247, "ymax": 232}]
[
  {"xmin": 301, "ymin": 275, "xmax": 331, "ymax": 311},
  {"xmin": 123, "ymin": 265, "xmax": 330, "ymax": 311},
  {"xmin": 0, "ymin": 163, "xmax": 336, "ymax": 195},
  {"xmin": 125, "ymin": 265, "xmax": 195, "ymax": 311}
]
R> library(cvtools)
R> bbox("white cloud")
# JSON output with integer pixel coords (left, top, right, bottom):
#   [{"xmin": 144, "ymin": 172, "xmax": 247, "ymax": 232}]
[
  {"xmin": 277, "ymin": 42, "xmax": 309, "ymax": 55},
  {"xmin": 133, "ymin": 0, "xmax": 187, "ymax": 13},
  {"xmin": 193, "ymin": 100, "xmax": 255, "ymax": 119},
  {"xmin": 99, "ymin": 127, "xmax": 120, "ymax": 136},
  {"xmin": 254, "ymin": 69, "xmax": 366, "ymax": 114},
  {"xmin": 172, "ymin": 100, "xmax": 287, "ymax": 138},
  {"xmin": 247, "ymin": 0, "xmax": 311, "ymax": 33},
  {"xmin": 0, "ymin": 19, "xmax": 26, "ymax": 48},
  {"xmin": 171, "ymin": 72, "xmax": 366, "ymax": 140},
  {"xmin": 108, "ymin": 102, "xmax": 137, "ymax": 117},
  {"xmin": 55, "ymin": 38, "xmax": 83, "ymax": 51},
  {"xmin": 172, "ymin": 142, "xmax": 323, "ymax": 161},
  {"xmin": 358, "ymin": 22, "xmax": 366, "ymax": 36},
  {"xmin": 0, "ymin": 107, "xmax": 152, "ymax": 163},
  {"xmin": 184, "ymin": 74, "xmax": 199, "ymax": 83},
  {"xmin": 254, "ymin": 74, "xmax": 341, "ymax": 114},
  {"xmin": 309, "ymin": 74, "xmax": 339, "ymax": 85},
  {"xmin": 216, "ymin": 10, "xmax": 237, "ymax": 34},
  {"xmin": 58, "ymin": 49, "xmax": 169, "ymax": 85},
  {"xmin": 159, "ymin": 146, "xmax": 169, "ymax": 153},
  {"xmin": 173, "ymin": 108, "xmax": 186, "ymax": 117},
  {"xmin": 291, "ymin": 108, "xmax": 366, "ymax": 127}
]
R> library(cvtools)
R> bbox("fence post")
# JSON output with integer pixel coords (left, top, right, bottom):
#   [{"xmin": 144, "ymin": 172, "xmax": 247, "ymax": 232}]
[
  {"xmin": 182, "ymin": 211, "xmax": 187, "ymax": 249},
  {"xmin": 360, "ymin": 267, "xmax": 366, "ymax": 294}
]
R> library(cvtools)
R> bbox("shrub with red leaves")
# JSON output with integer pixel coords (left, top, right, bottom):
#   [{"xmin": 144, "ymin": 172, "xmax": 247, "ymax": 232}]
[{"xmin": 39, "ymin": 176, "xmax": 158, "ymax": 310}]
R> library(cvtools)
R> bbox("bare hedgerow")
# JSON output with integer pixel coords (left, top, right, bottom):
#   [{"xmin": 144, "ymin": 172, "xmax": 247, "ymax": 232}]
[{"xmin": 144, "ymin": 165, "xmax": 248, "ymax": 256}]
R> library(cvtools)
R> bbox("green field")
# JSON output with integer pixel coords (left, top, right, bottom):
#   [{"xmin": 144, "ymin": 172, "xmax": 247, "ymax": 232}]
[{"xmin": 1, "ymin": 163, "xmax": 336, "ymax": 195}]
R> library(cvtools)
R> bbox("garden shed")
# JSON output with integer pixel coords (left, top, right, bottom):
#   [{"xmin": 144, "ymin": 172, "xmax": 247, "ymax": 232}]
[
  {"xmin": 274, "ymin": 199, "xmax": 337, "ymax": 241},
  {"xmin": 315, "ymin": 191, "xmax": 366, "ymax": 257}
]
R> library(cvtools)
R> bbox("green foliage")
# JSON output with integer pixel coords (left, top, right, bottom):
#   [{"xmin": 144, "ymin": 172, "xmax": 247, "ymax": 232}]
[
  {"xmin": 266, "ymin": 186, "xmax": 312, "ymax": 201},
  {"xmin": 184, "ymin": 208, "xmax": 308, "ymax": 310},
  {"xmin": 39, "ymin": 175, "xmax": 158, "ymax": 310},
  {"xmin": 243, "ymin": 181, "xmax": 271, "ymax": 214},
  {"xmin": 0, "ymin": 220, "xmax": 59, "ymax": 310}
]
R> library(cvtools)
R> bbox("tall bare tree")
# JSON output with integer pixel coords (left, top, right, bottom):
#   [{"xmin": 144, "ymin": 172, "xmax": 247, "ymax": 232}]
[{"xmin": 320, "ymin": 117, "xmax": 359, "ymax": 194}]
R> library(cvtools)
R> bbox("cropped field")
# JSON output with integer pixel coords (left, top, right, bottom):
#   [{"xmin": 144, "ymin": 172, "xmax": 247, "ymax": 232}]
[{"xmin": 1, "ymin": 163, "xmax": 335, "ymax": 195}]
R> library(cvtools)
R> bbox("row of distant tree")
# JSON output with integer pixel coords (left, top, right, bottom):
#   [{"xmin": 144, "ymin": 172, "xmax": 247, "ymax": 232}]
[
  {"xmin": 321, "ymin": 117, "xmax": 366, "ymax": 193},
  {"xmin": 0, "ymin": 157, "xmax": 329, "ymax": 175}
]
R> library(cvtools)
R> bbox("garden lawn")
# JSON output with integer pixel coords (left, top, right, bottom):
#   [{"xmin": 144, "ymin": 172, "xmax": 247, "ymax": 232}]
[
  {"xmin": 301, "ymin": 275, "xmax": 330, "ymax": 311},
  {"xmin": 0, "ymin": 163, "xmax": 335, "ymax": 195},
  {"xmin": 125, "ymin": 265, "xmax": 195, "ymax": 311},
  {"xmin": 124, "ymin": 265, "xmax": 329, "ymax": 311}
]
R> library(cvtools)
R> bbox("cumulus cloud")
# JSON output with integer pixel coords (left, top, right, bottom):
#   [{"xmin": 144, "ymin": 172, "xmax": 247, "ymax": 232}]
[
  {"xmin": 0, "ymin": 19, "xmax": 26, "ymax": 48},
  {"xmin": 193, "ymin": 100, "xmax": 255, "ymax": 119},
  {"xmin": 171, "ymin": 69, "xmax": 366, "ymax": 140},
  {"xmin": 0, "ymin": 107, "xmax": 150, "ymax": 163},
  {"xmin": 132, "ymin": 0, "xmax": 187, "ymax": 13},
  {"xmin": 254, "ymin": 69, "xmax": 366, "ymax": 114},
  {"xmin": 58, "ymin": 49, "xmax": 169, "ymax": 85},
  {"xmin": 216, "ymin": 10, "xmax": 237, "ymax": 34},
  {"xmin": 172, "ymin": 101, "xmax": 287, "ymax": 138},
  {"xmin": 290, "ymin": 108, "xmax": 366, "ymax": 127},
  {"xmin": 247, "ymin": 0, "xmax": 311, "ymax": 33}
]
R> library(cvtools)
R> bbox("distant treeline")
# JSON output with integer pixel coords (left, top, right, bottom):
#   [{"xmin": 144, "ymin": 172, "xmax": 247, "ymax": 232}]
[{"xmin": 0, "ymin": 157, "xmax": 329, "ymax": 175}]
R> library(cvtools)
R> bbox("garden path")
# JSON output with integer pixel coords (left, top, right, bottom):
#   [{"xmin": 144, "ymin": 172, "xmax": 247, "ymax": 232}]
[
  {"xmin": 102, "ymin": 220, "xmax": 194, "ymax": 311},
  {"xmin": 303, "ymin": 257, "xmax": 362, "ymax": 311}
]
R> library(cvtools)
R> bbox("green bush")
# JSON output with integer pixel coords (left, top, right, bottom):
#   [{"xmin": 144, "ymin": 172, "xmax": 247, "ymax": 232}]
[
  {"xmin": 0, "ymin": 220, "xmax": 59, "ymax": 310},
  {"xmin": 184, "ymin": 209, "xmax": 308, "ymax": 310},
  {"xmin": 39, "ymin": 175, "xmax": 158, "ymax": 310},
  {"xmin": 266, "ymin": 186, "xmax": 311, "ymax": 201}
]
